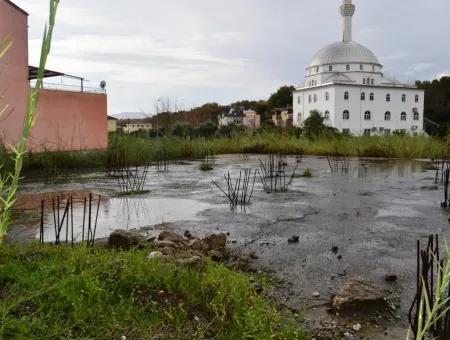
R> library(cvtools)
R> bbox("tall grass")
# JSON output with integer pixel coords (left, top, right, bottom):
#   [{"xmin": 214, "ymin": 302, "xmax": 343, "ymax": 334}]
[{"xmin": 0, "ymin": 0, "xmax": 60, "ymax": 241}]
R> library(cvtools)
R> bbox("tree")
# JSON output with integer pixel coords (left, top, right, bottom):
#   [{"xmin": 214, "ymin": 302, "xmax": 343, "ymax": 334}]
[
  {"xmin": 303, "ymin": 110, "xmax": 326, "ymax": 138},
  {"xmin": 172, "ymin": 122, "xmax": 194, "ymax": 138},
  {"xmin": 268, "ymin": 86, "xmax": 295, "ymax": 109},
  {"xmin": 195, "ymin": 121, "xmax": 218, "ymax": 138}
]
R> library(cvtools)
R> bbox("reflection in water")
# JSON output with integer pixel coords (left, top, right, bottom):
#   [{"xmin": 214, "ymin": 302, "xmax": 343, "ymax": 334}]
[{"xmin": 40, "ymin": 197, "xmax": 214, "ymax": 242}]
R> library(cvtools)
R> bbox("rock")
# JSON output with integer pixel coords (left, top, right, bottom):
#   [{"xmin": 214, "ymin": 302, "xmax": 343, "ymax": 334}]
[
  {"xmin": 384, "ymin": 273, "xmax": 398, "ymax": 283},
  {"xmin": 160, "ymin": 247, "xmax": 176, "ymax": 256},
  {"xmin": 154, "ymin": 240, "xmax": 178, "ymax": 248},
  {"xmin": 203, "ymin": 233, "xmax": 227, "ymax": 251},
  {"xmin": 108, "ymin": 230, "xmax": 141, "ymax": 250},
  {"xmin": 188, "ymin": 238, "xmax": 203, "ymax": 251},
  {"xmin": 333, "ymin": 277, "xmax": 386, "ymax": 310},
  {"xmin": 313, "ymin": 292, "xmax": 321, "ymax": 298},
  {"xmin": 252, "ymin": 282, "xmax": 263, "ymax": 294},
  {"xmin": 177, "ymin": 256, "xmax": 204, "ymax": 267},
  {"xmin": 208, "ymin": 250, "xmax": 223, "ymax": 262},
  {"xmin": 344, "ymin": 332, "xmax": 354, "ymax": 340},
  {"xmin": 249, "ymin": 251, "xmax": 259, "ymax": 260},
  {"xmin": 337, "ymin": 255, "xmax": 343, "ymax": 260},
  {"xmin": 184, "ymin": 230, "xmax": 193, "ymax": 239},
  {"xmin": 332, "ymin": 246, "xmax": 339, "ymax": 254},
  {"xmin": 352, "ymin": 323, "xmax": 361, "ymax": 332},
  {"xmin": 148, "ymin": 251, "xmax": 163, "ymax": 260},
  {"xmin": 288, "ymin": 235, "xmax": 300, "ymax": 244},
  {"xmin": 158, "ymin": 231, "xmax": 185, "ymax": 243}
]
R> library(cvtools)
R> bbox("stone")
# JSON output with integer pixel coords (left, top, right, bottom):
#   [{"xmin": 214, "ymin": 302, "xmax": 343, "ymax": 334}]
[
  {"xmin": 384, "ymin": 273, "xmax": 398, "ymax": 283},
  {"xmin": 108, "ymin": 230, "xmax": 141, "ymax": 250},
  {"xmin": 161, "ymin": 247, "xmax": 176, "ymax": 256},
  {"xmin": 337, "ymin": 255, "xmax": 343, "ymax": 260},
  {"xmin": 208, "ymin": 250, "xmax": 223, "ymax": 262},
  {"xmin": 154, "ymin": 240, "xmax": 178, "ymax": 248},
  {"xmin": 184, "ymin": 230, "xmax": 193, "ymax": 239},
  {"xmin": 313, "ymin": 292, "xmax": 321, "ymax": 298},
  {"xmin": 177, "ymin": 256, "xmax": 204, "ymax": 267},
  {"xmin": 352, "ymin": 323, "xmax": 361, "ymax": 332},
  {"xmin": 249, "ymin": 251, "xmax": 259, "ymax": 260},
  {"xmin": 148, "ymin": 251, "xmax": 163, "ymax": 260},
  {"xmin": 188, "ymin": 238, "xmax": 203, "ymax": 251},
  {"xmin": 333, "ymin": 277, "xmax": 386, "ymax": 310},
  {"xmin": 332, "ymin": 246, "xmax": 339, "ymax": 254},
  {"xmin": 158, "ymin": 231, "xmax": 185, "ymax": 243},
  {"xmin": 203, "ymin": 233, "xmax": 227, "ymax": 251},
  {"xmin": 288, "ymin": 235, "xmax": 300, "ymax": 244}
]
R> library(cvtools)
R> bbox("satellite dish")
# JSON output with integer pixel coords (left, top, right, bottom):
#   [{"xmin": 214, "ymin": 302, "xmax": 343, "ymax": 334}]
[{"xmin": 100, "ymin": 80, "xmax": 106, "ymax": 89}]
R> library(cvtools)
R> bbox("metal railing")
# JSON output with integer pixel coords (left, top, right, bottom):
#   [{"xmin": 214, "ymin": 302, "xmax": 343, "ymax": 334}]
[{"xmin": 29, "ymin": 81, "xmax": 106, "ymax": 94}]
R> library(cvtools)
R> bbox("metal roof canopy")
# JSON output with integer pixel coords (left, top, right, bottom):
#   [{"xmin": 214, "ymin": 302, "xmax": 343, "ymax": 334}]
[{"xmin": 28, "ymin": 66, "xmax": 84, "ymax": 81}]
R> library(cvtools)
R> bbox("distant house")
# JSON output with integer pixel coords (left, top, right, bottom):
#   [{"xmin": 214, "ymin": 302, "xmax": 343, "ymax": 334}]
[
  {"xmin": 272, "ymin": 108, "xmax": 293, "ymax": 128},
  {"xmin": 124, "ymin": 122, "xmax": 153, "ymax": 134},
  {"xmin": 107, "ymin": 116, "xmax": 118, "ymax": 133},
  {"xmin": 218, "ymin": 108, "xmax": 260, "ymax": 129}
]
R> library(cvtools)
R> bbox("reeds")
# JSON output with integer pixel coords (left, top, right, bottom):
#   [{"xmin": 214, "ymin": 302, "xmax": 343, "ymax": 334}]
[
  {"xmin": 212, "ymin": 170, "xmax": 256, "ymax": 210},
  {"xmin": 258, "ymin": 154, "xmax": 298, "ymax": 193}
]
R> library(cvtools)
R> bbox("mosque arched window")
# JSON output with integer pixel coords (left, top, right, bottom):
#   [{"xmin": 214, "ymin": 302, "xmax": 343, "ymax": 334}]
[
  {"xmin": 361, "ymin": 92, "xmax": 366, "ymax": 101},
  {"xmin": 324, "ymin": 110, "xmax": 330, "ymax": 120},
  {"xmin": 370, "ymin": 93, "xmax": 374, "ymax": 101},
  {"xmin": 415, "ymin": 95, "xmax": 419, "ymax": 103},
  {"xmin": 401, "ymin": 112, "xmax": 407, "ymax": 121},
  {"xmin": 364, "ymin": 111, "xmax": 371, "ymax": 121},
  {"xmin": 402, "ymin": 94, "xmax": 406, "ymax": 102},
  {"xmin": 386, "ymin": 94, "xmax": 391, "ymax": 102},
  {"xmin": 385, "ymin": 111, "xmax": 391, "ymax": 121},
  {"xmin": 343, "ymin": 110, "xmax": 350, "ymax": 120},
  {"xmin": 325, "ymin": 92, "xmax": 329, "ymax": 101},
  {"xmin": 344, "ymin": 91, "xmax": 349, "ymax": 100}
]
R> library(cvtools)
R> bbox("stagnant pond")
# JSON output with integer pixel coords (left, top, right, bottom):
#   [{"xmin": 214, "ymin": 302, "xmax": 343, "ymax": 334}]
[{"xmin": 9, "ymin": 155, "xmax": 450, "ymax": 338}]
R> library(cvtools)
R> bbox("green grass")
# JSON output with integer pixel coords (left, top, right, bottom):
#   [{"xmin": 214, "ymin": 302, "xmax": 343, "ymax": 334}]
[
  {"xmin": 1, "ymin": 133, "xmax": 448, "ymax": 179},
  {"xmin": 199, "ymin": 163, "xmax": 214, "ymax": 171},
  {"xmin": 300, "ymin": 168, "xmax": 313, "ymax": 178},
  {"xmin": 0, "ymin": 244, "xmax": 307, "ymax": 340}
]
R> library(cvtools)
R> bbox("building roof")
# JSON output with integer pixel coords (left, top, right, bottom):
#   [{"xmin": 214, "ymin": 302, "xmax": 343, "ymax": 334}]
[
  {"xmin": 3, "ymin": 0, "xmax": 29, "ymax": 16},
  {"xmin": 28, "ymin": 66, "xmax": 65, "ymax": 80},
  {"xmin": 308, "ymin": 41, "xmax": 380, "ymax": 68},
  {"xmin": 107, "ymin": 115, "xmax": 118, "ymax": 121}
]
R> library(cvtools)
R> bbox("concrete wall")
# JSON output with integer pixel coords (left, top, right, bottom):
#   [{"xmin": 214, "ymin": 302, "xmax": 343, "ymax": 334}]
[
  {"xmin": 29, "ymin": 90, "xmax": 108, "ymax": 151},
  {"xmin": 0, "ymin": 0, "xmax": 29, "ymax": 147}
]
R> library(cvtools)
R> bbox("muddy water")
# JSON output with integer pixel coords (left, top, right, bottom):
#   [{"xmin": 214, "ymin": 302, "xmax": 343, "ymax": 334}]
[{"xmin": 10, "ymin": 155, "xmax": 450, "ymax": 338}]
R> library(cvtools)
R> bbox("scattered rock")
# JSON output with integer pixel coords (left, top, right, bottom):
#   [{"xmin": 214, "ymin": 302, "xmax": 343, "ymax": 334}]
[
  {"xmin": 249, "ymin": 251, "xmax": 259, "ymax": 260},
  {"xmin": 384, "ymin": 273, "xmax": 398, "ymax": 283},
  {"xmin": 332, "ymin": 246, "xmax": 339, "ymax": 254},
  {"xmin": 148, "ymin": 251, "xmax": 163, "ymax": 260},
  {"xmin": 158, "ymin": 231, "xmax": 186, "ymax": 243},
  {"xmin": 108, "ymin": 230, "xmax": 141, "ymax": 250},
  {"xmin": 160, "ymin": 247, "xmax": 176, "ymax": 256},
  {"xmin": 313, "ymin": 292, "xmax": 321, "ymax": 298},
  {"xmin": 177, "ymin": 256, "xmax": 203, "ymax": 267},
  {"xmin": 337, "ymin": 255, "xmax": 343, "ymax": 260},
  {"xmin": 184, "ymin": 230, "xmax": 193, "ymax": 239},
  {"xmin": 344, "ymin": 332, "xmax": 354, "ymax": 340},
  {"xmin": 288, "ymin": 235, "xmax": 300, "ymax": 244},
  {"xmin": 154, "ymin": 240, "xmax": 178, "ymax": 248},
  {"xmin": 352, "ymin": 323, "xmax": 361, "ymax": 332},
  {"xmin": 188, "ymin": 238, "xmax": 203, "ymax": 251},
  {"xmin": 333, "ymin": 277, "xmax": 386, "ymax": 310},
  {"xmin": 203, "ymin": 233, "xmax": 227, "ymax": 251},
  {"xmin": 208, "ymin": 250, "xmax": 223, "ymax": 262}
]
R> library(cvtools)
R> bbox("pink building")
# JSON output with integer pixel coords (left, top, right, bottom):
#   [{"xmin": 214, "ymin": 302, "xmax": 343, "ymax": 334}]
[{"xmin": 0, "ymin": 0, "xmax": 108, "ymax": 152}]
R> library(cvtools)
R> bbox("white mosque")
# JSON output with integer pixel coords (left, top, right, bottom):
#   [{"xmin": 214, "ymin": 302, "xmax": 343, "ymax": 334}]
[{"xmin": 293, "ymin": 0, "xmax": 424, "ymax": 136}]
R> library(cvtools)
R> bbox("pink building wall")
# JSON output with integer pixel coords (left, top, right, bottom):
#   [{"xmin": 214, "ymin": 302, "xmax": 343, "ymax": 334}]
[
  {"xmin": 0, "ymin": 0, "xmax": 108, "ymax": 153},
  {"xmin": 0, "ymin": 0, "xmax": 29, "ymax": 148}
]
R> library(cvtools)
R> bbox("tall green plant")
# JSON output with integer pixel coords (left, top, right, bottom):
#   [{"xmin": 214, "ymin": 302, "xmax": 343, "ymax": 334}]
[{"xmin": 0, "ymin": 0, "xmax": 60, "ymax": 242}]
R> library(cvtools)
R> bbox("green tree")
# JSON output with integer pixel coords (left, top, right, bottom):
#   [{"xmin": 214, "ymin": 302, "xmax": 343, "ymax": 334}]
[
  {"xmin": 268, "ymin": 86, "xmax": 295, "ymax": 109},
  {"xmin": 303, "ymin": 110, "xmax": 326, "ymax": 138},
  {"xmin": 195, "ymin": 121, "xmax": 218, "ymax": 138},
  {"xmin": 172, "ymin": 122, "xmax": 194, "ymax": 138}
]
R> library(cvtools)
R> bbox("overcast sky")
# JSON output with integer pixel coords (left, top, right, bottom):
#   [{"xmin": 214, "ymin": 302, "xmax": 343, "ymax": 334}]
[{"xmin": 13, "ymin": 0, "xmax": 450, "ymax": 114}]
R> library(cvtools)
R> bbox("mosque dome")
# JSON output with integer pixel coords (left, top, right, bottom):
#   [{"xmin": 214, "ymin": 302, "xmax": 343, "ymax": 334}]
[{"xmin": 308, "ymin": 41, "xmax": 381, "ymax": 69}]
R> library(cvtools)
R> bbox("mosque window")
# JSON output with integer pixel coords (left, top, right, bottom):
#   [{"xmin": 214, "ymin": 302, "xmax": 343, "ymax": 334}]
[
  {"xmin": 385, "ymin": 111, "xmax": 391, "ymax": 121},
  {"xmin": 415, "ymin": 95, "xmax": 419, "ymax": 103},
  {"xmin": 325, "ymin": 92, "xmax": 329, "ymax": 101},
  {"xmin": 361, "ymin": 92, "xmax": 365, "ymax": 101},
  {"xmin": 386, "ymin": 94, "xmax": 391, "ymax": 102},
  {"xmin": 360, "ymin": 64, "xmax": 363, "ymax": 71},
  {"xmin": 329, "ymin": 65, "xmax": 333, "ymax": 72},
  {"xmin": 316, "ymin": 67, "xmax": 319, "ymax": 73},
  {"xmin": 364, "ymin": 111, "xmax": 371, "ymax": 121},
  {"xmin": 366, "ymin": 78, "xmax": 370, "ymax": 84},
  {"xmin": 371, "ymin": 79, "xmax": 374, "ymax": 85},
  {"xmin": 308, "ymin": 95, "xmax": 312, "ymax": 103},
  {"xmin": 344, "ymin": 91, "xmax": 349, "ymax": 100},
  {"xmin": 314, "ymin": 94, "xmax": 317, "ymax": 102},
  {"xmin": 343, "ymin": 110, "xmax": 350, "ymax": 120},
  {"xmin": 402, "ymin": 94, "xmax": 406, "ymax": 102},
  {"xmin": 324, "ymin": 110, "xmax": 330, "ymax": 120},
  {"xmin": 298, "ymin": 96, "xmax": 301, "ymax": 104},
  {"xmin": 346, "ymin": 64, "xmax": 350, "ymax": 71},
  {"xmin": 401, "ymin": 112, "xmax": 407, "ymax": 121},
  {"xmin": 370, "ymin": 93, "xmax": 374, "ymax": 101},
  {"xmin": 363, "ymin": 79, "xmax": 366, "ymax": 85},
  {"xmin": 414, "ymin": 112, "xmax": 419, "ymax": 121},
  {"xmin": 372, "ymin": 65, "xmax": 375, "ymax": 71}
]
